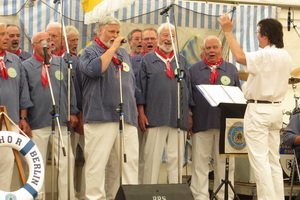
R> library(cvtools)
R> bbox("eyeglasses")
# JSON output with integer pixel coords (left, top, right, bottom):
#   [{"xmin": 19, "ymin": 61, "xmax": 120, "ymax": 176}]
[
  {"xmin": 143, "ymin": 37, "xmax": 156, "ymax": 41},
  {"xmin": 132, "ymin": 37, "xmax": 142, "ymax": 41}
]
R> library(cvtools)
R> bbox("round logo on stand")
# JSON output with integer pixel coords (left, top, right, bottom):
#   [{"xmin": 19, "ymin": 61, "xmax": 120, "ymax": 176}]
[{"xmin": 228, "ymin": 121, "xmax": 246, "ymax": 151}]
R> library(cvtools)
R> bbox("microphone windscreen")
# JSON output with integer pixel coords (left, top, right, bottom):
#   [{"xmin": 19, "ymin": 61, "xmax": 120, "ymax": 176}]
[{"xmin": 41, "ymin": 40, "xmax": 47, "ymax": 48}]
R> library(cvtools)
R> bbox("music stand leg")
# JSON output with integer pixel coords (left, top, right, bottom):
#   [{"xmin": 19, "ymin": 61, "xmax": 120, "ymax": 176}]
[{"xmin": 210, "ymin": 157, "xmax": 240, "ymax": 200}]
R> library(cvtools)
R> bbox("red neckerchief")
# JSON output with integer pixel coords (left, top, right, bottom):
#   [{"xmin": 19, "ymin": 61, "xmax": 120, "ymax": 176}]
[
  {"xmin": 0, "ymin": 50, "xmax": 8, "ymax": 80},
  {"xmin": 141, "ymin": 51, "xmax": 146, "ymax": 56},
  {"xmin": 72, "ymin": 53, "xmax": 77, "ymax": 57},
  {"xmin": 155, "ymin": 47, "xmax": 174, "ymax": 79},
  {"xmin": 95, "ymin": 38, "xmax": 123, "ymax": 70},
  {"xmin": 14, "ymin": 48, "xmax": 22, "ymax": 56},
  {"xmin": 204, "ymin": 57, "xmax": 223, "ymax": 84},
  {"xmin": 52, "ymin": 46, "xmax": 65, "ymax": 57},
  {"xmin": 34, "ymin": 52, "xmax": 52, "ymax": 90}
]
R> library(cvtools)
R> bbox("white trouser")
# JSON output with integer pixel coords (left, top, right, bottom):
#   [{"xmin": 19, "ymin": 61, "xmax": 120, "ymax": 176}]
[
  {"xmin": 137, "ymin": 128, "xmax": 147, "ymax": 184},
  {"xmin": 244, "ymin": 103, "xmax": 284, "ymax": 200},
  {"xmin": 31, "ymin": 126, "xmax": 76, "ymax": 200},
  {"xmin": 190, "ymin": 129, "xmax": 235, "ymax": 200},
  {"xmin": 143, "ymin": 126, "xmax": 186, "ymax": 184},
  {"xmin": 83, "ymin": 122, "xmax": 138, "ymax": 200},
  {"xmin": 0, "ymin": 125, "xmax": 19, "ymax": 191},
  {"xmin": 71, "ymin": 130, "xmax": 85, "ymax": 199}
]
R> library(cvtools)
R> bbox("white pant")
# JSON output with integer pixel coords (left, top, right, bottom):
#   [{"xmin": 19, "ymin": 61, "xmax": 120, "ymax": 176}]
[
  {"xmin": 0, "ymin": 125, "xmax": 19, "ymax": 191},
  {"xmin": 143, "ymin": 126, "xmax": 186, "ymax": 184},
  {"xmin": 190, "ymin": 129, "xmax": 235, "ymax": 200},
  {"xmin": 137, "ymin": 128, "xmax": 146, "ymax": 184},
  {"xmin": 244, "ymin": 103, "xmax": 284, "ymax": 200},
  {"xmin": 31, "ymin": 126, "xmax": 76, "ymax": 200},
  {"xmin": 83, "ymin": 122, "xmax": 138, "ymax": 200},
  {"xmin": 71, "ymin": 130, "xmax": 85, "ymax": 199}
]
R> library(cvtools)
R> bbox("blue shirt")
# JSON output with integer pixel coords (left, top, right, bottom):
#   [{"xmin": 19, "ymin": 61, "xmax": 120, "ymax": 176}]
[
  {"xmin": 0, "ymin": 52, "xmax": 32, "ymax": 123},
  {"xmin": 136, "ymin": 51, "xmax": 191, "ymax": 130},
  {"xmin": 79, "ymin": 41, "xmax": 138, "ymax": 127},
  {"xmin": 22, "ymin": 55, "xmax": 78, "ymax": 130},
  {"xmin": 189, "ymin": 60, "xmax": 240, "ymax": 132}
]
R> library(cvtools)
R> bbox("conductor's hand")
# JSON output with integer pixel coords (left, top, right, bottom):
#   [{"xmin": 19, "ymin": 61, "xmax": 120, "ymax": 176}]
[
  {"xmin": 70, "ymin": 114, "xmax": 79, "ymax": 128},
  {"xmin": 217, "ymin": 13, "xmax": 236, "ymax": 33},
  {"xmin": 138, "ymin": 113, "xmax": 149, "ymax": 132}
]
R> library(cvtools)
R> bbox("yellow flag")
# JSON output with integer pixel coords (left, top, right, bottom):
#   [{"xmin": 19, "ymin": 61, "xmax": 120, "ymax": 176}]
[{"xmin": 81, "ymin": 0, "xmax": 135, "ymax": 24}]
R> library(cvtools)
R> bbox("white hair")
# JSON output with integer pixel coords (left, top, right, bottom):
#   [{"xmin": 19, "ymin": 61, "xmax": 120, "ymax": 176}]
[
  {"xmin": 46, "ymin": 21, "xmax": 62, "ymax": 32},
  {"xmin": 65, "ymin": 25, "xmax": 79, "ymax": 37},
  {"xmin": 157, "ymin": 23, "xmax": 175, "ymax": 36},
  {"xmin": 204, "ymin": 35, "xmax": 222, "ymax": 47}
]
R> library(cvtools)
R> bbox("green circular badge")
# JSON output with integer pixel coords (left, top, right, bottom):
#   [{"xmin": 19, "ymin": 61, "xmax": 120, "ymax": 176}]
[
  {"xmin": 122, "ymin": 62, "xmax": 130, "ymax": 72},
  {"xmin": 7, "ymin": 67, "xmax": 17, "ymax": 78},
  {"xmin": 55, "ymin": 70, "xmax": 63, "ymax": 80},
  {"xmin": 220, "ymin": 75, "xmax": 231, "ymax": 85}
]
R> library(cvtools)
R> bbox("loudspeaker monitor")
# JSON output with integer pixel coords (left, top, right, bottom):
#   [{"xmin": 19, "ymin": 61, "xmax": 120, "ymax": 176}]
[{"xmin": 115, "ymin": 184, "xmax": 193, "ymax": 200}]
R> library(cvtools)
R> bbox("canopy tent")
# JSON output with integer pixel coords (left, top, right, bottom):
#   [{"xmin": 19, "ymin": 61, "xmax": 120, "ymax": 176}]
[{"xmin": 0, "ymin": 0, "xmax": 278, "ymax": 68}]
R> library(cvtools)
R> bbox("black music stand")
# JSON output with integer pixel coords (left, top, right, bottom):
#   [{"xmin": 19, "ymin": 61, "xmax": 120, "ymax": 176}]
[{"xmin": 210, "ymin": 103, "xmax": 247, "ymax": 200}]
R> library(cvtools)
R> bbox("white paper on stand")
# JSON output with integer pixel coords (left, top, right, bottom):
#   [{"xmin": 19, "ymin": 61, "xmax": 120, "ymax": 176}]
[{"xmin": 196, "ymin": 84, "xmax": 246, "ymax": 107}]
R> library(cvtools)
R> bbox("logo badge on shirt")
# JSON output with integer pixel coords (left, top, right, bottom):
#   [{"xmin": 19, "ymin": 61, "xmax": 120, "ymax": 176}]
[
  {"xmin": 7, "ymin": 67, "xmax": 17, "ymax": 78},
  {"xmin": 122, "ymin": 62, "xmax": 130, "ymax": 72},
  {"xmin": 220, "ymin": 75, "xmax": 230, "ymax": 85},
  {"xmin": 55, "ymin": 70, "xmax": 63, "ymax": 81}
]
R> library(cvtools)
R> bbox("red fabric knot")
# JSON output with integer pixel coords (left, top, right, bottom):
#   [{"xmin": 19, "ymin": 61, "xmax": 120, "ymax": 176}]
[
  {"xmin": 52, "ymin": 46, "xmax": 65, "ymax": 57},
  {"xmin": 155, "ymin": 47, "xmax": 175, "ymax": 79},
  {"xmin": 95, "ymin": 38, "xmax": 124, "ymax": 70},
  {"xmin": 14, "ymin": 48, "xmax": 22, "ymax": 56},
  {"xmin": 34, "ymin": 52, "xmax": 52, "ymax": 90},
  {"xmin": 204, "ymin": 57, "xmax": 223, "ymax": 84},
  {"xmin": 0, "ymin": 51, "xmax": 8, "ymax": 80}
]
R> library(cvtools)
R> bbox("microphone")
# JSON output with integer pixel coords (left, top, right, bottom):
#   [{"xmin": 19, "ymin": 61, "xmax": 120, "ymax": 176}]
[
  {"xmin": 288, "ymin": 7, "xmax": 291, "ymax": 31},
  {"xmin": 121, "ymin": 39, "xmax": 128, "ymax": 43},
  {"xmin": 41, "ymin": 40, "xmax": 50, "ymax": 65},
  {"xmin": 160, "ymin": 5, "xmax": 172, "ymax": 15}
]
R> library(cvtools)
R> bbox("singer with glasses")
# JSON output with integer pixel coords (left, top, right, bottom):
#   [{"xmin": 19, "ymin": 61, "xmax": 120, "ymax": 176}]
[
  {"xmin": 218, "ymin": 15, "xmax": 292, "ymax": 200},
  {"xmin": 22, "ymin": 32, "xmax": 79, "ymax": 200},
  {"xmin": 79, "ymin": 16, "xmax": 138, "ymax": 200}
]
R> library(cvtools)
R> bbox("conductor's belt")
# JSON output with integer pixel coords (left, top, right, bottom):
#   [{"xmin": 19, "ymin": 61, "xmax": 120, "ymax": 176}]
[{"xmin": 246, "ymin": 99, "xmax": 281, "ymax": 104}]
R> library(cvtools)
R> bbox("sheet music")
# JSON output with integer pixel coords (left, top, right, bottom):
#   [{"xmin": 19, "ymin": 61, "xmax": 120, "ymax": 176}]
[
  {"xmin": 221, "ymin": 85, "xmax": 247, "ymax": 104},
  {"xmin": 196, "ymin": 84, "xmax": 246, "ymax": 107}
]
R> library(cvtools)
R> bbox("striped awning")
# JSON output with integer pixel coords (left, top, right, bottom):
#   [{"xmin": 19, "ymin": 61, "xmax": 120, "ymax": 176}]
[{"xmin": 0, "ymin": 0, "xmax": 278, "ymax": 68}]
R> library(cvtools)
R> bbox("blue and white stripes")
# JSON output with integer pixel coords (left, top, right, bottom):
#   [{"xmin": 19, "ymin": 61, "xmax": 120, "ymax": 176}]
[{"xmin": 0, "ymin": 0, "xmax": 277, "ymax": 66}]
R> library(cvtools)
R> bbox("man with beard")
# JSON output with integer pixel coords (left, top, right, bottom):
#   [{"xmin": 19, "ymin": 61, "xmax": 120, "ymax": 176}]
[
  {"xmin": 0, "ymin": 22, "xmax": 32, "ymax": 193},
  {"xmin": 189, "ymin": 35, "xmax": 240, "ymax": 200},
  {"xmin": 136, "ymin": 23, "xmax": 192, "ymax": 184},
  {"xmin": 79, "ymin": 16, "xmax": 138, "ymax": 200},
  {"xmin": 46, "ymin": 22, "xmax": 66, "ymax": 56},
  {"xmin": 7, "ymin": 24, "xmax": 31, "ymax": 61},
  {"xmin": 127, "ymin": 29, "xmax": 142, "ymax": 57},
  {"xmin": 130, "ymin": 27, "xmax": 157, "ymax": 76}
]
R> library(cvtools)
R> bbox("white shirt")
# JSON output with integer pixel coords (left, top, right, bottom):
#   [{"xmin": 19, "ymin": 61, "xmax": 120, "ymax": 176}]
[{"xmin": 243, "ymin": 45, "xmax": 292, "ymax": 102}]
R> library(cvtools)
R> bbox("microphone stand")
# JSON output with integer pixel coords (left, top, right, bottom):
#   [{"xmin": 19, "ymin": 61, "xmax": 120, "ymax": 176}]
[
  {"xmin": 116, "ymin": 57, "xmax": 127, "ymax": 186},
  {"xmin": 43, "ymin": 52, "xmax": 67, "ymax": 200},
  {"xmin": 161, "ymin": 4, "xmax": 185, "ymax": 184},
  {"xmin": 53, "ymin": 0, "xmax": 74, "ymax": 199}
]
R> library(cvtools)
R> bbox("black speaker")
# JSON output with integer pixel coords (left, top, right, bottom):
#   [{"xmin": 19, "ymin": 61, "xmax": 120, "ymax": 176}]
[
  {"xmin": 115, "ymin": 184, "xmax": 193, "ymax": 200},
  {"xmin": 296, "ymin": 191, "xmax": 300, "ymax": 200}
]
